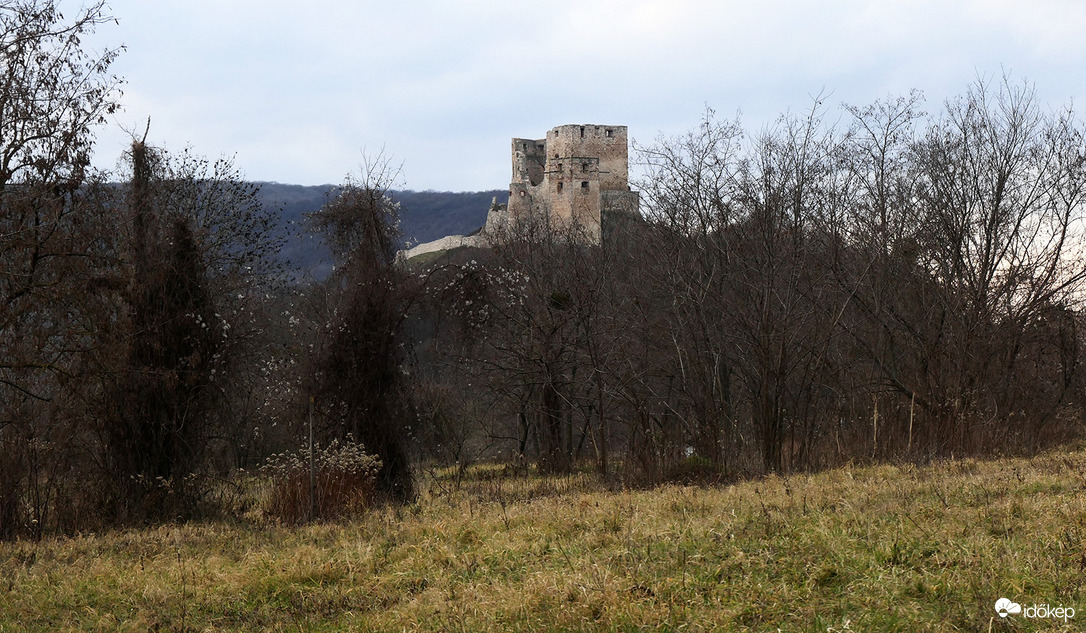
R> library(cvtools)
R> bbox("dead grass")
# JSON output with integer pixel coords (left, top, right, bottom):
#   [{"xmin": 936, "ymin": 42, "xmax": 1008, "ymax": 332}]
[{"xmin": 3, "ymin": 447, "xmax": 1086, "ymax": 631}]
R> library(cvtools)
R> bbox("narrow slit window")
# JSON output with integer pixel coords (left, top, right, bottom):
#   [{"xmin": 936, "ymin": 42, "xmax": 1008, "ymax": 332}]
[
  {"xmin": 581, "ymin": 181, "xmax": 589, "ymax": 190},
  {"xmin": 557, "ymin": 182, "xmax": 563, "ymax": 193}
]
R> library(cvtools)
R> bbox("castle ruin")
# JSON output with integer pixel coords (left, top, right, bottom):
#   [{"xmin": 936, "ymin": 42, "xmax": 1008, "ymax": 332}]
[
  {"xmin": 402, "ymin": 124, "xmax": 639, "ymax": 258},
  {"xmin": 485, "ymin": 124, "xmax": 640, "ymax": 242}
]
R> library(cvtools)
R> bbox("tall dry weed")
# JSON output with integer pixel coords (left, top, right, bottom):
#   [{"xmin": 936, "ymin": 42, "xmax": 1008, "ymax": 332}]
[{"xmin": 260, "ymin": 437, "xmax": 381, "ymax": 523}]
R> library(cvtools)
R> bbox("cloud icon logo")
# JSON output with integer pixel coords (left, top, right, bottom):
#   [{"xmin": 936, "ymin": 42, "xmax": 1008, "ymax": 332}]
[{"xmin": 995, "ymin": 598, "xmax": 1022, "ymax": 618}]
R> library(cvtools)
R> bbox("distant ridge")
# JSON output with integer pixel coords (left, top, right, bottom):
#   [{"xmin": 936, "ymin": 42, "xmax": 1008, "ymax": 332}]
[{"xmin": 254, "ymin": 182, "xmax": 507, "ymax": 278}]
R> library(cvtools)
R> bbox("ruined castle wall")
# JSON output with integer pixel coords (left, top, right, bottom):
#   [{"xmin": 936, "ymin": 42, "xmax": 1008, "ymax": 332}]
[
  {"xmin": 601, "ymin": 190, "xmax": 641, "ymax": 216},
  {"xmin": 511, "ymin": 138, "xmax": 546, "ymax": 186},
  {"xmin": 502, "ymin": 124, "xmax": 635, "ymax": 244},
  {"xmin": 543, "ymin": 165, "xmax": 602, "ymax": 240},
  {"xmin": 544, "ymin": 125, "xmax": 628, "ymax": 191},
  {"xmin": 506, "ymin": 181, "xmax": 536, "ymax": 225},
  {"xmin": 402, "ymin": 123, "xmax": 636, "ymax": 258}
]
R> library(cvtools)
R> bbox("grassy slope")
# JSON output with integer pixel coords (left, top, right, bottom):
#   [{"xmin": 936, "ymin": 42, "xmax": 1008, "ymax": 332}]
[{"xmin": 2, "ymin": 449, "xmax": 1085, "ymax": 632}]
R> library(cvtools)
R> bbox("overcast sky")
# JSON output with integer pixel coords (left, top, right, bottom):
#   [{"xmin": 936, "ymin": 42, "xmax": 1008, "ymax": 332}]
[{"xmin": 87, "ymin": 0, "xmax": 1086, "ymax": 191}]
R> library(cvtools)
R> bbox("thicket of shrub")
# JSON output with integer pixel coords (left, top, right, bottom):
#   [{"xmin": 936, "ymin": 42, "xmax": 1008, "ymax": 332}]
[
  {"xmin": 411, "ymin": 80, "xmax": 1086, "ymax": 483},
  {"xmin": 260, "ymin": 438, "xmax": 383, "ymax": 525}
]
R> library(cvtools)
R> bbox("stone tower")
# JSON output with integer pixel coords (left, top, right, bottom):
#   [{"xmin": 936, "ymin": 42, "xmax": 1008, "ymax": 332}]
[
  {"xmin": 487, "ymin": 124, "xmax": 640, "ymax": 242},
  {"xmin": 401, "ymin": 124, "xmax": 640, "ymax": 260}
]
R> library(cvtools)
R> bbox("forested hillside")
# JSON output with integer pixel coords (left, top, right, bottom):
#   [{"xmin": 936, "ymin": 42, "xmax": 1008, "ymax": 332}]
[{"xmin": 256, "ymin": 183, "xmax": 505, "ymax": 277}]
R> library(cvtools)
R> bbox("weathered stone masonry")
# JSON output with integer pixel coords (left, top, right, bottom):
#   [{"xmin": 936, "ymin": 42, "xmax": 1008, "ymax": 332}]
[
  {"xmin": 487, "ymin": 124, "xmax": 640, "ymax": 242},
  {"xmin": 402, "ymin": 124, "xmax": 639, "ymax": 259}
]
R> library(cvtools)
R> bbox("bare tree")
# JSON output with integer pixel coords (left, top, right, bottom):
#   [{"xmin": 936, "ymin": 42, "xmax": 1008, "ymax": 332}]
[
  {"xmin": 0, "ymin": 0, "xmax": 121, "ymax": 538},
  {"xmin": 635, "ymin": 104, "xmax": 848, "ymax": 474},
  {"xmin": 635, "ymin": 108, "xmax": 746, "ymax": 475},
  {"xmin": 149, "ymin": 148, "xmax": 289, "ymax": 471},
  {"xmin": 0, "ymin": 0, "xmax": 121, "ymax": 405},
  {"xmin": 98, "ymin": 140, "xmax": 226, "ymax": 522},
  {"xmin": 307, "ymin": 154, "xmax": 417, "ymax": 502},
  {"xmin": 908, "ymin": 77, "xmax": 1086, "ymax": 452}
]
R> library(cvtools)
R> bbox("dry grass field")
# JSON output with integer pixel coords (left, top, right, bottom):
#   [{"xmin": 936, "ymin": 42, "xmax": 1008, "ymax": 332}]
[{"xmin": 3, "ymin": 447, "xmax": 1086, "ymax": 632}]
